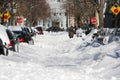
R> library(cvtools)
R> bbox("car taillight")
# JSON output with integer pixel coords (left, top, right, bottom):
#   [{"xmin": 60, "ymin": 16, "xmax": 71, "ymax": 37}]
[
  {"xmin": 19, "ymin": 38, "xmax": 24, "ymax": 42},
  {"xmin": 8, "ymin": 41, "xmax": 13, "ymax": 47}
]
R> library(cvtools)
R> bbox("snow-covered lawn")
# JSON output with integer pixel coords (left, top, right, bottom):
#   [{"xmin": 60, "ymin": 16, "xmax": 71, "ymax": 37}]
[{"xmin": 0, "ymin": 31, "xmax": 120, "ymax": 80}]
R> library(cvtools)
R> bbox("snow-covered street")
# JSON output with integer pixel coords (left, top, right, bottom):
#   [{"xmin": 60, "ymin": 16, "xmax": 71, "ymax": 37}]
[{"xmin": 0, "ymin": 31, "xmax": 120, "ymax": 80}]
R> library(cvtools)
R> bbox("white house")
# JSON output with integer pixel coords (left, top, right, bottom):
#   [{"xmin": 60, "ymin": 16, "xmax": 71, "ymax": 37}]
[{"xmin": 42, "ymin": 0, "xmax": 68, "ymax": 30}]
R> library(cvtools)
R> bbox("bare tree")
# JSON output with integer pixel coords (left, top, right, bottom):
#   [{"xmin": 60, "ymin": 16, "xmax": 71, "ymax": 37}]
[
  {"xmin": 24, "ymin": 0, "xmax": 51, "ymax": 26},
  {"xmin": 65, "ymin": 0, "xmax": 96, "ymax": 26},
  {"xmin": 0, "ymin": 0, "xmax": 51, "ymax": 26},
  {"xmin": 65, "ymin": 0, "xmax": 106, "ymax": 27}
]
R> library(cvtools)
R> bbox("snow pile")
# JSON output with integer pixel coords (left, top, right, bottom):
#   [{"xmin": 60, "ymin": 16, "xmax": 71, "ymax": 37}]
[{"xmin": 0, "ymin": 30, "xmax": 120, "ymax": 80}]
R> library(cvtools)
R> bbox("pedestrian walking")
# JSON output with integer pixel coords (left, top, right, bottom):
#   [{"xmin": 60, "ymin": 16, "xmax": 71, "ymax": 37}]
[{"xmin": 68, "ymin": 26, "xmax": 74, "ymax": 38}]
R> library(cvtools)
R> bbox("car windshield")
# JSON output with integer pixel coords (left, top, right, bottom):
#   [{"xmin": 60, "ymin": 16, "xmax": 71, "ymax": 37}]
[{"xmin": 13, "ymin": 31, "xmax": 26, "ymax": 37}]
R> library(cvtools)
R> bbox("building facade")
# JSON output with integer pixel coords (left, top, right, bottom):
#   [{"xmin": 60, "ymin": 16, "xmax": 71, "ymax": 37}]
[{"xmin": 42, "ymin": 0, "xmax": 68, "ymax": 30}]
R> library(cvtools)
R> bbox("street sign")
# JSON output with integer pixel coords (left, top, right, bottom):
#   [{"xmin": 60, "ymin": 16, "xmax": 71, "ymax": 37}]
[
  {"xmin": 91, "ymin": 17, "xmax": 97, "ymax": 24},
  {"xmin": 0, "ymin": 13, "xmax": 3, "ymax": 18},
  {"xmin": 110, "ymin": 4, "xmax": 120, "ymax": 15},
  {"xmin": 17, "ymin": 17, "xmax": 23, "ymax": 24},
  {"xmin": 3, "ymin": 12, "xmax": 11, "ymax": 22}
]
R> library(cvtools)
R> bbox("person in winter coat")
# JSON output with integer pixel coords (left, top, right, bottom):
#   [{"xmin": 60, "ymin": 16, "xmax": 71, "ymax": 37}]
[{"xmin": 68, "ymin": 26, "xmax": 74, "ymax": 38}]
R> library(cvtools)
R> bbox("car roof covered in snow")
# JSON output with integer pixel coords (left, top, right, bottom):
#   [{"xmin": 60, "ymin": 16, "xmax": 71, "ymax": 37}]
[
  {"xmin": 0, "ymin": 24, "xmax": 7, "ymax": 31},
  {"xmin": 8, "ymin": 26, "xmax": 23, "ymax": 31}
]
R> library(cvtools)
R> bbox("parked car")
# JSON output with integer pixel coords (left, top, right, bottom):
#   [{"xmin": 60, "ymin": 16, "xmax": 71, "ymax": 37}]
[
  {"xmin": 46, "ymin": 27, "xmax": 64, "ymax": 32},
  {"xmin": 80, "ymin": 26, "xmax": 91, "ymax": 35},
  {"xmin": 6, "ymin": 29, "xmax": 19, "ymax": 52},
  {"xmin": 0, "ymin": 38, "xmax": 8, "ymax": 55},
  {"xmin": 0, "ymin": 25, "xmax": 19, "ymax": 55},
  {"xmin": 13, "ymin": 30, "xmax": 34, "ymax": 45},
  {"xmin": 8, "ymin": 26, "xmax": 34, "ymax": 45},
  {"xmin": 22, "ymin": 27, "xmax": 36, "ymax": 37},
  {"xmin": 35, "ymin": 26, "xmax": 43, "ymax": 35}
]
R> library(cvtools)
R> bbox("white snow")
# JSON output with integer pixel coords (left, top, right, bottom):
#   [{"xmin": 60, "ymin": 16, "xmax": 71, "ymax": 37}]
[{"xmin": 0, "ymin": 31, "xmax": 120, "ymax": 80}]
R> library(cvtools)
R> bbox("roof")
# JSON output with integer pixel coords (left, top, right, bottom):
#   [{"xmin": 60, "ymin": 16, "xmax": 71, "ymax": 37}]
[{"xmin": 8, "ymin": 26, "xmax": 23, "ymax": 31}]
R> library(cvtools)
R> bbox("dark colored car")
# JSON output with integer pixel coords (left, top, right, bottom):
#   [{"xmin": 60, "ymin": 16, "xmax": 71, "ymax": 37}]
[
  {"xmin": 13, "ymin": 31, "xmax": 34, "ymax": 45},
  {"xmin": 35, "ymin": 27, "xmax": 43, "ymax": 35},
  {"xmin": 22, "ymin": 27, "xmax": 36, "ymax": 37},
  {"xmin": 0, "ymin": 38, "xmax": 4, "ymax": 55},
  {"xmin": 46, "ymin": 27, "xmax": 64, "ymax": 32},
  {"xmin": 80, "ymin": 26, "xmax": 92, "ymax": 35},
  {"xmin": 0, "ymin": 25, "xmax": 20, "ymax": 56},
  {"xmin": 6, "ymin": 29, "xmax": 19, "ymax": 52},
  {"xmin": 0, "ymin": 38, "xmax": 9, "ymax": 55}
]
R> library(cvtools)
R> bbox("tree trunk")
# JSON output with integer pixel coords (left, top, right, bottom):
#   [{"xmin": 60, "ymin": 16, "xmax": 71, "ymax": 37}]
[{"xmin": 99, "ymin": 0, "xmax": 105, "ymax": 28}]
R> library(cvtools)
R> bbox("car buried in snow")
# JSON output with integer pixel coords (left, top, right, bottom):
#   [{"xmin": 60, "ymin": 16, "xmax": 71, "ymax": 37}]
[
  {"xmin": 34, "ymin": 26, "xmax": 44, "ymax": 35},
  {"xmin": 0, "ymin": 25, "xmax": 19, "ymax": 56},
  {"xmin": 8, "ymin": 26, "xmax": 34, "ymax": 45},
  {"xmin": 92, "ymin": 28, "xmax": 120, "ymax": 44}
]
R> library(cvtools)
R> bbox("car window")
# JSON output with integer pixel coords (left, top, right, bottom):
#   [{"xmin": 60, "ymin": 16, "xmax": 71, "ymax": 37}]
[
  {"xmin": 22, "ymin": 28, "xmax": 29, "ymax": 32},
  {"xmin": 13, "ymin": 31, "xmax": 28, "ymax": 37},
  {"xmin": 13, "ymin": 31, "xmax": 21, "ymax": 37},
  {"xmin": 6, "ymin": 29, "xmax": 14, "ymax": 40},
  {"xmin": 13, "ymin": 31, "xmax": 23, "ymax": 37}
]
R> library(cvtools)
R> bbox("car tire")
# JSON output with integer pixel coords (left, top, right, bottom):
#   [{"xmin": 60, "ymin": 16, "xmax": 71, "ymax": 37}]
[
  {"xmin": 3, "ymin": 47, "xmax": 9, "ymax": 56},
  {"xmin": 13, "ymin": 44, "xmax": 19, "ymax": 52}
]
